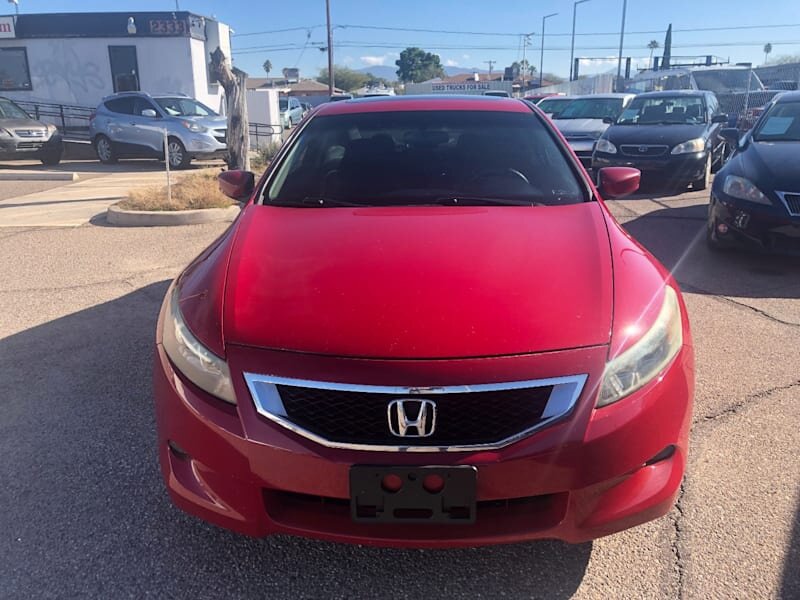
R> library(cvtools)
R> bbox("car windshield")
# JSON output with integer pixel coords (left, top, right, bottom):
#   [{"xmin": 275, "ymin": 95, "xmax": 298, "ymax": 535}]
[
  {"xmin": 537, "ymin": 98, "xmax": 572, "ymax": 114},
  {"xmin": 155, "ymin": 97, "xmax": 216, "ymax": 117},
  {"xmin": 692, "ymin": 70, "xmax": 761, "ymax": 93},
  {"xmin": 279, "ymin": 98, "xmax": 289, "ymax": 111},
  {"xmin": 617, "ymin": 96, "xmax": 706, "ymax": 125},
  {"xmin": 555, "ymin": 98, "xmax": 625, "ymax": 120},
  {"xmin": 0, "ymin": 98, "xmax": 30, "ymax": 119},
  {"xmin": 265, "ymin": 110, "xmax": 585, "ymax": 207},
  {"xmin": 753, "ymin": 101, "xmax": 800, "ymax": 142}
]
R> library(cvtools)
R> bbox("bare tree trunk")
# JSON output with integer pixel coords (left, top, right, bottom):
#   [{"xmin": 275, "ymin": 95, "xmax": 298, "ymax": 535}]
[{"xmin": 210, "ymin": 47, "xmax": 250, "ymax": 172}]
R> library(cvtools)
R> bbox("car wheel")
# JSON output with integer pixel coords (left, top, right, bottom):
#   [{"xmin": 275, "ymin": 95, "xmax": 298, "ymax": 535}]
[
  {"xmin": 94, "ymin": 135, "xmax": 117, "ymax": 165},
  {"xmin": 693, "ymin": 154, "xmax": 711, "ymax": 191},
  {"xmin": 40, "ymin": 146, "xmax": 63, "ymax": 166},
  {"xmin": 167, "ymin": 138, "xmax": 191, "ymax": 170}
]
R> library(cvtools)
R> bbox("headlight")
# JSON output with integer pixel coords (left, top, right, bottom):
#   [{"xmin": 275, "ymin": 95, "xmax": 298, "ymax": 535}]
[
  {"xmin": 722, "ymin": 175, "xmax": 771, "ymax": 205},
  {"xmin": 598, "ymin": 286, "xmax": 683, "ymax": 407},
  {"xmin": 45, "ymin": 124, "xmax": 57, "ymax": 138},
  {"xmin": 162, "ymin": 285, "xmax": 236, "ymax": 404},
  {"xmin": 180, "ymin": 120, "xmax": 208, "ymax": 133},
  {"xmin": 595, "ymin": 138, "xmax": 617, "ymax": 154},
  {"xmin": 671, "ymin": 138, "xmax": 706, "ymax": 154}
]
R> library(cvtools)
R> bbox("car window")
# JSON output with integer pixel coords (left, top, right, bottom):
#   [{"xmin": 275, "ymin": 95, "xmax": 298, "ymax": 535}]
[
  {"xmin": 0, "ymin": 97, "xmax": 30, "ymax": 119},
  {"xmin": 537, "ymin": 98, "xmax": 572, "ymax": 114},
  {"xmin": 279, "ymin": 98, "xmax": 289, "ymax": 110},
  {"xmin": 556, "ymin": 98, "xmax": 626, "ymax": 120},
  {"xmin": 104, "ymin": 97, "xmax": 136, "ymax": 115},
  {"xmin": 618, "ymin": 96, "xmax": 706, "ymax": 125},
  {"xmin": 154, "ymin": 97, "xmax": 216, "ymax": 117},
  {"xmin": 133, "ymin": 97, "xmax": 157, "ymax": 116},
  {"xmin": 265, "ymin": 110, "xmax": 586, "ymax": 207},
  {"xmin": 753, "ymin": 101, "xmax": 800, "ymax": 142}
]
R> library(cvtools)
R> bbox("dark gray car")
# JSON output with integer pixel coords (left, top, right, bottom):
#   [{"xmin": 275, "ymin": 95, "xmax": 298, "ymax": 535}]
[{"xmin": 0, "ymin": 96, "xmax": 64, "ymax": 165}]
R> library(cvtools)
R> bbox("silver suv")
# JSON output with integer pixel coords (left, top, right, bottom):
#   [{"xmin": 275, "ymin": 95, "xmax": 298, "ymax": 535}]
[
  {"xmin": 0, "ymin": 96, "xmax": 64, "ymax": 165},
  {"xmin": 89, "ymin": 92, "xmax": 227, "ymax": 169}
]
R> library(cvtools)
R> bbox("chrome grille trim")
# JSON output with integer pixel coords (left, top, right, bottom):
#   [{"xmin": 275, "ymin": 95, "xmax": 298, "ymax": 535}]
[
  {"xmin": 776, "ymin": 191, "xmax": 800, "ymax": 217},
  {"xmin": 244, "ymin": 373, "xmax": 588, "ymax": 452},
  {"xmin": 620, "ymin": 144, "xmax": 668, "ymax": 157}
]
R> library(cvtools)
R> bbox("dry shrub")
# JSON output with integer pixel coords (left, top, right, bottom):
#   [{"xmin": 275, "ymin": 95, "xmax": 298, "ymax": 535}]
[{"xmin": 118, "ymin": 170, "xmax": 237, "ymax": 211}]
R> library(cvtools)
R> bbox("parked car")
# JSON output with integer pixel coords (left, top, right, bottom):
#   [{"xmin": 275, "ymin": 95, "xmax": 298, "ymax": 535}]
[
  {"xmin": 707, "ymin": 91, "xmax": 800, "ymax": 253},
  {"xmin": 552, "ymin": 94, "xmax": 636, "ymax": 169},
  {"xmin": 535, "ymin": 95, "xmax": 575, "ymax": 118},
  {"xmin": 300, "ymin": 102, "xmax": 313, "ymax": 115},
  {"xmin": 89, "ymin": 92, "xmax": 226, "ymax": 169},
  {"xmin": 483, "ymin": 90, "xmax": 510, "ymax": 97},
  {"xmin": 155, "ymin": 95, "xmax": 694, "ymax": 547},
  {"xmin": 0, "ymin": 96, "xmax": 64, "ymax": 165},
  {"xmin": 523, "ymin": 93, "xmax": 560, "ymax": 103},
  {"xmin": 593, "ymin": 90, "xmax": 729, "ymax": 191},
  {"xmin": 329, "ymin": 94, "xmax": 354, "ymax": 102},
  {"xmin": 279, "ymin": 96, "xmax": 304, "ymax": 128}
]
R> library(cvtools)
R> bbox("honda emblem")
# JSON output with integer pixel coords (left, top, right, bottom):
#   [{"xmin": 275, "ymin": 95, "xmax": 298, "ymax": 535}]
[{"xmin": 387, "ymin": 399, "xmax": 437, "ymax": 437}]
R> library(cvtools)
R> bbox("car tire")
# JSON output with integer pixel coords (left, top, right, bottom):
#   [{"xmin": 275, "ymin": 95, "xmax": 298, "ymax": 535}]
[
  {"xmin": 40, "ymin": 146, "xmax": 63, "ymax": 166},
  {"xmin": 94, "ymin": 135, "xmax": 117, "ymax": 165},
  {"xmin": 167, "ymin": 137, "xmax": 191, "ymax": 170},
  {"xmin": 693, "ymin": 154, "xmax": 711, "ymax": 191}
]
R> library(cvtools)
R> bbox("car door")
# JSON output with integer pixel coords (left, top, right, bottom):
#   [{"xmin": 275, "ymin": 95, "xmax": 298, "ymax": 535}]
[
  {"xmin": 102, "ymin": 97, "xmax": 137, "ymax": 149},
  {"xmin": 290, "ymin": 97, "xmax": 302, "ymax": 121},
  {"xmin": 128, "ymin": 97, "xmax": 165, "ymax": 154}
]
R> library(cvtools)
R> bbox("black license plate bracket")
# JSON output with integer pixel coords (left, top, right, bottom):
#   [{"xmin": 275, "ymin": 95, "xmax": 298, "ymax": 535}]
[{"xmin": 350, "ymin": 465, "xmax": 477, "ymax": 524}]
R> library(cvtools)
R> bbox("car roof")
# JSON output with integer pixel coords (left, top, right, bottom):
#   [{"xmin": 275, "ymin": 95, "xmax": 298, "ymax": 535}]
[
  {"xmin": 574, "ymin": 93, "xmax": 635, "ymax": 99},
  {"xmin": 633, "ymin": 90, "xmax": 709, "ymax": 99},
  {"xmin": 774, "ymin": 90, "xmax": 800, "ymax": 103},
  {"xmin": 315, "ymin": 94, "xmax": 532, "ymax": 116}
]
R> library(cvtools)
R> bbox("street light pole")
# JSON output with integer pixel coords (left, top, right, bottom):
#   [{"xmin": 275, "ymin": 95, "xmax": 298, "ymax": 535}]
[
  {"xmin": 616, "ymin": 0, "xmax": 628, "ymax": 92},
  {"xmin": 326, "ymin": 0, "xmax": 334, "ymax": 96},
  {"xmin": 540, "ymin": 13, "xmax": 557, "ymax": 88},
  {"xmin": 570, "ymin": 0, "xmax": 590, "ymax": 81}
]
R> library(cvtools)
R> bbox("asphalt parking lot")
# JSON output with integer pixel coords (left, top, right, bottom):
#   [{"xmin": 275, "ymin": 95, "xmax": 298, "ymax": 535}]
[{"xmin": 1, "ymin": 181, "xmax": 798, "ymax": 599}]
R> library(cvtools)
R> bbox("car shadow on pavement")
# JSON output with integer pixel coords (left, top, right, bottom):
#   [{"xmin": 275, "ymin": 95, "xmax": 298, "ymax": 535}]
[
  {"xmin": 781, "ymin": 495, "xmax": 800, "ymax": 598},
  {"xmin": 619, "ymin": 204, "xmax": 800, "ymax": 300},
  {"xmin": 0, "ymin": 281, "xmax": 591, "ymax": 599}
]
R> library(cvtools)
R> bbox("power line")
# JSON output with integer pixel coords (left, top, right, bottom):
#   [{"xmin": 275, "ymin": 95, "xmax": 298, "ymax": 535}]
[{"xmin": 233, "ymin": 25, "xmax": 324, "ymax": 37}]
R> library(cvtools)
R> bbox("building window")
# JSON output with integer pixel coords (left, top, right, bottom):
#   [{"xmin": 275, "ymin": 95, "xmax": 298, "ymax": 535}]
[
  {"xmin": 108, "ymin": 46, "xmax": 140, "ymax": 92},
  {"xmin": 0, "ymin": 47, "xmax": 33, "ymax": 91}
]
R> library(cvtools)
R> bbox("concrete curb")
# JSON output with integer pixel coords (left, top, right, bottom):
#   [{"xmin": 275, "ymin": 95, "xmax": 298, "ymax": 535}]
[
  {"xmin": 0, "ymin": 171, "xmax": 79, "ymax": 181},
  {"xmin": 106, "ymin": 204, "xmax": 240, "ymax": 227}
]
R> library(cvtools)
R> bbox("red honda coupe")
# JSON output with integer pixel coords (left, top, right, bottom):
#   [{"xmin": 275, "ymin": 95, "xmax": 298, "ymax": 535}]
[{"xmin": 154, "ymin": 95, "xmax": 694, "ymax": 547}]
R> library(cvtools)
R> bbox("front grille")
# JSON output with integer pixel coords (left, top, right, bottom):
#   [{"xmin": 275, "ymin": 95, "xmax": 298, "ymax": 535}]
[
  {"xmin": 15, "ymin": 129, "xmax": 46, "ymax": 138},
  {"xmin": 245, "ymin": 374, "xmax": 587, "ymax": 451},
  {"xmin": 779, "ymin": 192, "xmax": 800, "ymax": 216},
  {"xmin": 16, "ymin": 142, "xmax": 43, "ymax": 149},
  {"xmin": 276, "ymin": 385, "xmax": 552, "ymax": 446},
  {"xmin": 620, "ymin": 144, "xmax": 668, "ymax": 157}
]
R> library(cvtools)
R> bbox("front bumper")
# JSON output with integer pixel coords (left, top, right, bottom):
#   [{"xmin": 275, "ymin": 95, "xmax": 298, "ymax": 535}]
[
  {"xmin": 566, "ymin": 139, "xmax": 596, "ymax": 170},
  {"xmin": 184, "ymin": 131, "xmax": 227, "ymax": 159},
  {"xmin": 0, "ymin": 133, "xmax": 62, "ymax": 159},
  {"xmin": 154, "ymin": 340, "xmax": 694, "ymax": 547},
  {"xmin": 593, "ymin": 151, "xmax": 707, "ymax": 185},
  {"xmin": 710, "ymin": 192, "xmax": 800, "ymax": 254}
]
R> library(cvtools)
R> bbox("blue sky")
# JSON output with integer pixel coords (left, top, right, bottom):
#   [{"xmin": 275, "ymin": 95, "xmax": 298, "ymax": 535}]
[{"xmin": 9, "ymin": 0, "xmax": 800, "ymax": 78}]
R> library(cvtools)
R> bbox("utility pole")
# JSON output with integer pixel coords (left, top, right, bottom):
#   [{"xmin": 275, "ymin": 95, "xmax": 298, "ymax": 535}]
[
  {"xmin": 570, "ymin": 0, "xmax": 590, "ymax": 81},
  {"xmin": 326, "ymin": 0, "xmax": 334, "ymax": 96},
  {"xmin": 540, "ymin": 13, "xmax": 557, "ymax": 88},
  {"xmin": 484, "ymin": 60, "xmax": 496, "ymax": 78},
  {"xmin": 616, "ymin": 0, "xmax": 628, "ymax": 92},
  {"xmin": 175, "ymin": 1, "xmax": 180, "ymax": 10},
  {"xmin": 521, "ymin": 35, "xmax": 530, "ymax": 90}
]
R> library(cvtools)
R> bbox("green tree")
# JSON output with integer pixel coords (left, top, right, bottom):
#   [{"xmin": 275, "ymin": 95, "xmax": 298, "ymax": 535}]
[
  {"xmin": 395, "ymin": 47, "xmax": 446, "ymax": 83},
  {"xmin": 763, "ymin": 43, "xmax": 773, "ymax": 65},
  {"xmin": 262, "ymin": 59, "xmax": 272, "ymax": 77},
  {"xmin": 647, "ymin": 40, "xmax": 660, "ymax": 63},
  {"xmin": 317, "ymin": 66, "xmax": 369, "ymax": 92}
]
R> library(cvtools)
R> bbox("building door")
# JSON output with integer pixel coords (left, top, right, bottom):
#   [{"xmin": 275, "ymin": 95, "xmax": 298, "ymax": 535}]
[{"xmin": 108, "ymin": 46, "xmax": 140, "ymax": 92}]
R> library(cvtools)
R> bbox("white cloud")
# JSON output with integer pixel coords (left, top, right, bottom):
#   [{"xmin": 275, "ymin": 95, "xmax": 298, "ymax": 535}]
[
  {"xmin": 445, "ymin": 59, "xmax": 459, "ymax": 67},
  {"xmin": 462, "ymin": 54, "xmax": 470, "ymax": 60},
  {"xmin": 360, "ymin": 53, "xmax": 398, "ymax": 67}
]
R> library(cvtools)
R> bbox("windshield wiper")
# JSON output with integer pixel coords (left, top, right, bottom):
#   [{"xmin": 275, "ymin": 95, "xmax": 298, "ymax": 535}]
[
  {"xmin": 432, "ymin": 196, "xmax": 545, "ymax": 207},
  {"xmin": 300, "ymin": 196, "xmax": 366, "ymax": 207}
]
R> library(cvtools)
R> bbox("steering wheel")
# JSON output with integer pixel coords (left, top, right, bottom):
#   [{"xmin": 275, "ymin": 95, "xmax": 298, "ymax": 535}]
[{"xmin": 468, "ymin": 168, "xmax": 531, "ymax": 185}]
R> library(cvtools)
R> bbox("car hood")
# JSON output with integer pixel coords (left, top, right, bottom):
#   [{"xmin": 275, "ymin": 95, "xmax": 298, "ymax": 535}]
[
  {"xmin": 553, "ymin": 118, "xmax": 608, "ymax": 137},
  {"xmin": 223, "ymin": 202, "xmax": 613, "ymax": 359},
  {"xmin": 180, "ymin": 115, "xmax": 227, "ymax": 129},
  {"xmin": 0, "ymin": 117, "xmax": 46, "ymax": 130},
  {"xmin": 727, "ymin": 141, "xmax": 800, "ymax": 191},
  {"xmin": 604, "ymin": 123, "xmax": 706, "ymax": 147}
]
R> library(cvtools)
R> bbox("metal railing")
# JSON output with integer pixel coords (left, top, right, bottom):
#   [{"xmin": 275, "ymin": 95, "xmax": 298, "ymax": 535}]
[
  {"xmin": 14, "ymin": 100, "xmax": 94, "ymax": 141},
  {"xmin": 249, "ymin": 121, "xmax": 283, "ymax": 149}
]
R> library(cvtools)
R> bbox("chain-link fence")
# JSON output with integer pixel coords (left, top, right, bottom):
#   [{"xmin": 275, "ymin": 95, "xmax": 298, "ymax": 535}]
[{"xmin": 532, "ymin": 73, "xmax": 616, "ymax": 96}]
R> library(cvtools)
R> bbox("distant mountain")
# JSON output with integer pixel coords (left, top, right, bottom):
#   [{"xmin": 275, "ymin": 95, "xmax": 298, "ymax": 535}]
[{"xmin": 354, "ymin": 65, "xmax": 491, "ymax": 81}]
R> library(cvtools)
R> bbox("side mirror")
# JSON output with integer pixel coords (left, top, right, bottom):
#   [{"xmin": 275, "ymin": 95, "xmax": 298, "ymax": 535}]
[
  {"xmin": 602, "ymin": 116, "xmax": 615, "ymax": 124},
  {"xmin": 598, "ymin": 167, "xmax": 640, "ymax": 199},
  {"xmin": 141, "ymin": 109, "xmax": 158, "ymax": 118},
  {"xmin": 711, "ymin": 113, "xmax": 729, "ymax": 124},
  {"xmin": 719, "ymin": 128, "xmax": 741, "ymax": 144},
  {"xmin": 218, "ymin": 170, "xmax": 255, "ymax": 200}
]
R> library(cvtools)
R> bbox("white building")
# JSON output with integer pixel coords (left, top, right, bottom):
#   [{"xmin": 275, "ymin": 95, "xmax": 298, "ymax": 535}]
[{"xmin": 0, "ymin": 11, "xmax": 230, "ymax": 110}]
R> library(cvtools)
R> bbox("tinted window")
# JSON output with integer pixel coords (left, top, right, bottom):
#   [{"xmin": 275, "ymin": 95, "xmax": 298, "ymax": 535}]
[
  {"xmin": 753, "ymin": 101, "xmax": 800, "ymax": 142},
  {"xmin": 618, "ymin": 96, "xmax": 706, "ymax": 124},
  {"xmin": 133, "ymin": 97, "xmax": 157, "ymax": 116},
  {"xmin": 279, "ymin": 98, "xmax": 289, "ymax": 110},
  {"xmin": 692, "ymin": 70, "xmax": 761, "ymax": 93},
  {"xmin": 0, "ymin": 48, "xmax": 32, "ymax": 91},
  {"xmin": 104, "ymin": 97, "xmax": 135, "ymax": 115},
  {"xmin": 265, "ymin": 110, "xmax": 585, "ymax": 207},
  {"xmin": 155, "ymin": 97, "xmax": 216, "ymax": 117},
  {"xmin": 0, "ymin": 97, "xmax": 30, "ymax": 119},
  {"xmin": 556, "ymin": 98, "xmax": 626, "ymax": 120},
  {"xmin": 537, "ymin": 98, "xmax": 572, "ymax": 114}
]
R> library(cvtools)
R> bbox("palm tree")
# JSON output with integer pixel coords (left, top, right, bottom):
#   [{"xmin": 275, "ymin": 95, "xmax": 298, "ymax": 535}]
[
  {"xmin": 647, "ymin": 40, "xmax": 660, "ymax": 65},
  {"xmin": 763, "ymin": 43, "xmax": 772, "ymax": 65},
  {"xmin": 262, "ymin": 59, "xmax": 272, "ymax": 77}
]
